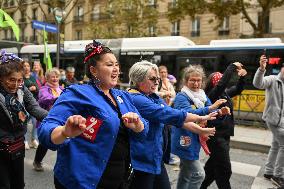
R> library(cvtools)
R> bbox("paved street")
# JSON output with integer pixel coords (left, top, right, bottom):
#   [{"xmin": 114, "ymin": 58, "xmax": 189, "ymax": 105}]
[{"xmin": 23, "ymin": 147, "xmax": 276, "ymax": 189}]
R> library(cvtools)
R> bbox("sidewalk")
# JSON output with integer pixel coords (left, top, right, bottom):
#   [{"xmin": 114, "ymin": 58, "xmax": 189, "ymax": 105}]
[{"xmin": 231, "ymin": 125, "xmax": 272, "ymax": 153}]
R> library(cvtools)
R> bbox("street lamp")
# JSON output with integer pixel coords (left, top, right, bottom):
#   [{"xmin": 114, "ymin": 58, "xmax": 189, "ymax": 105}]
[{"xmin": 53, "ymin": 8, "xmax": 65, "ymax": 68}]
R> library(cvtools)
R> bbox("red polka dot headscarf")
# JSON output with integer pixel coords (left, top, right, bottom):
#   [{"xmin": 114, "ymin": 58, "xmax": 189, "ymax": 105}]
[{"xmin": 211, "ymin": 72, "xmax": 223, "ymax": 87}]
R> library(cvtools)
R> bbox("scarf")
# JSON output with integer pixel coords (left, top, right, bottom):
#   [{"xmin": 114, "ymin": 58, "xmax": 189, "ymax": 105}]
[
  {"xmin": 181, "ymin": 86, "xmax": 207, "ymax": 108},
  {"xmin": 46, "ymin": 82, "xmax": 62, "ymax": 98},
  {"xmin": 180, "ymin": 86, "xmax": 211, "ymax": 155},
  {"xmin": 0, "ymin": 86, "xmax": 30, "ymax": 127}
]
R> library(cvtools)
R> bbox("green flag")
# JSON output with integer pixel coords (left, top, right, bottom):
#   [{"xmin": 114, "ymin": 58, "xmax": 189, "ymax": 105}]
[
  {"xmin": 43, "ymin": 29, "xmax": 52, "ymax": 70},
  {"xmin": 0, "ymin": 9, "xmax": 20, "ymax": 41}
]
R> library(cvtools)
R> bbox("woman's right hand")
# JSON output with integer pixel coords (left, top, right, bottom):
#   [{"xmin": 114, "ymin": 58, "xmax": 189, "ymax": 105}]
[{"xmin": 62, "ymin": 115, "xmax": 86, "ymax": 138}]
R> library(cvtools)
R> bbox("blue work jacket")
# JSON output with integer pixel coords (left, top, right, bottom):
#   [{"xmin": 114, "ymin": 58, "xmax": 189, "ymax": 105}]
[
  {"xmin": 129, "ymin": 89, "xmax": 186, "ymax": 174},
  {"xmin": 38, "ymin": 84, "xmax": 149, "ymax": 189},
  {"xmin": 171, "ymin": 92, "xmax": 212, "ymax": 160}
]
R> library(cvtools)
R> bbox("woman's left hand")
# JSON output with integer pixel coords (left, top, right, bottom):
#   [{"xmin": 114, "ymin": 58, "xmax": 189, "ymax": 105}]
[{"xmin": 122, "ymin": 112, "xmax": 144, "ymax": 133}]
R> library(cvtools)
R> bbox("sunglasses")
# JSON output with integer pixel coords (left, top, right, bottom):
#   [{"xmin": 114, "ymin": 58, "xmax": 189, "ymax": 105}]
[{"xmin": 148, "ymin": 76, "xmax": 161, "ymax": 83}]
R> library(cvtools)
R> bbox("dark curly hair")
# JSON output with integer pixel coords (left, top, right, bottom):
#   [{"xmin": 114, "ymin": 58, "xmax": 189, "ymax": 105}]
[
  {"xmin": 0, "ymin": 50, "xmax": 24, "ymax": 79},
  {"xmin": 84, "ymin": 40, "xmax": 112, "ymax": 79}
]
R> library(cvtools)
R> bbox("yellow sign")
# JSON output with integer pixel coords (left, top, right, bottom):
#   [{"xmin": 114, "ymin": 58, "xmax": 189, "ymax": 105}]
[{"xmin": 232, "ymin": 90, "xmax": 265, "ymax": 112}]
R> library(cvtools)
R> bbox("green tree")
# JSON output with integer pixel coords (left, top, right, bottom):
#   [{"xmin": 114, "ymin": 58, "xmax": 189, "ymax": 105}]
[
  {"xmin": 168, "ymin": 0, "xmax": 284, "ymax": 38},
  {"xmin": 88, "ymin": 0, "xmax": 159, "ymax": 38}
]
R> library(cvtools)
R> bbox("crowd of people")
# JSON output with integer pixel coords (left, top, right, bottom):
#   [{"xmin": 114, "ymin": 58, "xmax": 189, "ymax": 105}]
[{"xmin": 0, "ymin": 40, "xmax": 283, "ymax": 189}]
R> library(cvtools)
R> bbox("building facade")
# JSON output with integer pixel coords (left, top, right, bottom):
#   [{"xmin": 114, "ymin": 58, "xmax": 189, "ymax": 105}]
[{"xmin": 1, "ymin": 0, "xmax": 284, "ymax": 45}]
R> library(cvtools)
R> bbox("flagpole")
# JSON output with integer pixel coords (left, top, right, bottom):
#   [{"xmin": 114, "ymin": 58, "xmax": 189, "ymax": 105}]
[{"xmin": 56, "ymin": 22, "xmax": 60, "ymax": 68}]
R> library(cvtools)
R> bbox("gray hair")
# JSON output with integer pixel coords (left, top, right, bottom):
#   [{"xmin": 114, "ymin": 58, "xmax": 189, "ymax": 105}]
[
  {"xmin": 182, "ymin": 64, "xmax": 206, "ymax": 86},
  {"xmin": 129, "ymin": 60, "xmax": 159, "ymax": 87},
  {"xmin": 45, "ymin": 67, "xmax": 60, "ymax": 79},
  {"xmin": 66, "ymin": 66, "xmax": 75, "ymax": 73}
]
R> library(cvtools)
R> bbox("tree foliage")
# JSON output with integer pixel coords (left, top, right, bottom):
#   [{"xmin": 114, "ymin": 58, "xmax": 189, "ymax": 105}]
[
  {"xmin": 88, "ymin": 0, "xmax": 159, "ymax": 38},
  {"xmin": 168, "ymin": 0, "xmax": 284, "ymax": 37}
]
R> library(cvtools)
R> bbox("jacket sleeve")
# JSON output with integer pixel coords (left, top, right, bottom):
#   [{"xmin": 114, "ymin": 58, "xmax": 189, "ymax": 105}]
[
  {"xmin": 122, "ymin": 92, "xmax": 149, "ymax": 140},
  {"xmin": 23, "ymin": 86, "xmax": 48, "ymax": 121},
  {"xmin": 253, "ymin": 68, "xmax": 273, "ymax": 89},
  {"xmin": 208, "ymin": 63, "xmax": 237, "ymax": 101},
  {"xmin": 226, "ymin": 76, "xmax": 245, "ymax": 98},
  {"xmin": 174, "ymin": 93, "xmax": 210, "ymax": 116},
  {"xmin": 131, "ymin": 94, "xmax": 186, "ymax": 128}
]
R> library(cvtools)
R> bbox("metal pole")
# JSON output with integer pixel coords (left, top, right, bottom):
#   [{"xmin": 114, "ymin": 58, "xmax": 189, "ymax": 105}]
[{"xmin": 56, "ymin": 22, "xmax": 60, "ymax": 68}]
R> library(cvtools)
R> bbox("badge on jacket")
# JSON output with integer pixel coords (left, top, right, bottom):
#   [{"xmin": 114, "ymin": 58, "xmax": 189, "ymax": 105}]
[
  {"xmin": 81, "ymin": 116, "xmax": 103, "ymax": 142},
  {"xmin": 180, "ymin": 136, "xmax": 191, "ymax": 147}
]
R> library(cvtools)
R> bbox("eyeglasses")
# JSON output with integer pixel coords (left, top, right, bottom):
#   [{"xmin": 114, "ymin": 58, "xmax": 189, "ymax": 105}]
[
  {"xmin": 188, "ymin": 79, "xmax": 202, "ymax": 84},
  {"xmin": 148, "ymin": 76, "xmax": 161, "ymax": 83},
  {"xmin": 6, "ymin": 78, "xmax": 24, "ymax": 86}
]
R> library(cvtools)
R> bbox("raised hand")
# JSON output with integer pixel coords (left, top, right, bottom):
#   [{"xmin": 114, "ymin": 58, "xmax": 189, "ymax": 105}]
[
  {"xmin": 237, "ymin": 68, "xmax": 247, "ymax": 77},
  {"xmin": 122, "ymin": 112, "xmax": 144, "ymax": 133},
  {"xmin": 233, "ymin": 62, "xmax": 243, "ymax": 70},
  {"xmin": 63, "ymin": 115, "xmax": 86, "ymax": 138},
  {"xmin": 259, "ymin": 55, "xmax": 267, "ymax": 71}
]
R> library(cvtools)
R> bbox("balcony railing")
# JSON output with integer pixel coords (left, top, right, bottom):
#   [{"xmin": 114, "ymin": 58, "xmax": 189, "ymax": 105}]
[
  {"xmin": 218, "ymin": 29, "xmax": 230, "ymax": 36},
  {"xmin": 171, "ymin": 31, "xmax": 180, "ymax": 36},
  {"xmin": 191, "ymin": 30, "xmax": 200, "ymax": 37},
  {"xmin": 73, "ymin": 15, "xmax": 84, "ymax": 23},
  {"xmin": 147, "ymin": 3, "xmax": 158, "ymax": 8},
  {"xmin": 91, "ymin": 13, "xmax": 110, "ymax": 21},
  {"xmin": 168, "ymin": 2, "xmax": 178, "ymax": 9}
]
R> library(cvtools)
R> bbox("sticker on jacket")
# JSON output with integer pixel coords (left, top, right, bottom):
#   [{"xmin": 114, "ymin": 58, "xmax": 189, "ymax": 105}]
[
  {"xmin": 80, "ymin": 116, "xmax": 103, "ymax": 142},
  {"xmin": 180, "ymin": 136, "xmax": 191, "ymax": 147}
]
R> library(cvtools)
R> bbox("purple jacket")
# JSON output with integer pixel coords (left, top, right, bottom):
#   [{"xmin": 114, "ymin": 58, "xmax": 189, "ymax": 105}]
[{"xmin": 38, "ymin": 85, "xmax": 64, "ymax": 111}]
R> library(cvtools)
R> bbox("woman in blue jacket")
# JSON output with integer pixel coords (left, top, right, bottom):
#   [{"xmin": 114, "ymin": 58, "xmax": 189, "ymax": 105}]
[
  {"xmin": 38, "ymin": 41, "xmax": 148, "ymax": 189},
  {"xmin": 128, "ymin": 60, "xmax": 217, "ymax": 189},
  {"xmin": 171, "ymin": 65, "xmax": 230, "ymax": 189}
]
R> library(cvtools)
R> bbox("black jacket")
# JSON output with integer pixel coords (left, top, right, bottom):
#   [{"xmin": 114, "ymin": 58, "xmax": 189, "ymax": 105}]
[
  {"xmin": 206, "ymin": 64, "xmax": 245, "ymax": 137},
  {"xmin": 0, "ymin": 86, "xmax": 48, "ymax": 142}
]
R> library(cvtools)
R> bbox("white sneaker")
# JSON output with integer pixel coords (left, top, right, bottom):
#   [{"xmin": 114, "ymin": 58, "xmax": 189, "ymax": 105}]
[
  {"xmin": 24, "ymin": 141, "xmax": 30, "ymax": 150},
  {"xmin": 30, "ymin": 139, "xmax": 39, "ymax": 149}
]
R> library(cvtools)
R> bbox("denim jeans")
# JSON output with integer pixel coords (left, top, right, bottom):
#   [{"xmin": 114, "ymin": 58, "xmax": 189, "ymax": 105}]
[
  {"xmin": 177, "ymin": 159, "xmax": 205, "ymax": 189},
  {"xmin": 25, "ymin": 117, "xmax": 38, "ymax": 141},
  {"xmin": 265, "ymin": 123, "xmax": 284, "ymax": 178}
]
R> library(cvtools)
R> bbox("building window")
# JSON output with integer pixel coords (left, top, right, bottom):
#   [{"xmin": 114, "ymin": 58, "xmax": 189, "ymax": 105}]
[
  {"xmin": 128, "ymin": 25, "xmax": 133, "ymax": 37},
  {"xmin": 92, "ymin": 5, "xmax": 100, "ymax": 20},
  {"xmin": 218, "ymin": 17, "xmax": 230, "ymax": 36},
  {"xmin": 148, "ymin": 0, "xmax": 156, "ymax": 8},
  {"xmin": 32, "ymin": 8, "xmax": 37, "ymax": 20},
  {"xmin": 4, "ymin": 30, "xmax": 8, "ymax": 39},
  {"xmin": 171, "ymin": 21, "xmax": 180, "ymax": 36},
  {"xmin": 191, "ymin": 18, "xmax": 200, "ymax": 37},
  {"xmin": 149, "ymin": 26, "xmax": 156, "ymax": 36},
  {"xmin": 74, "ymin": 6, "xmax": 84, "ymax": 22},
  {"xmin": 76, "ymin": 30, "xmax": 82, "ymax": 40}
]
